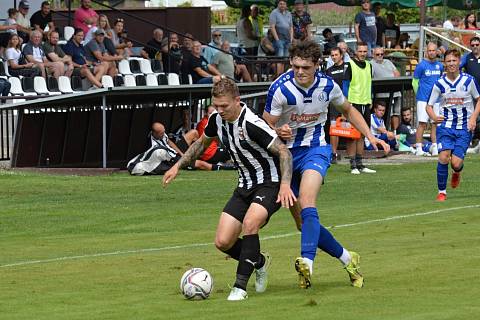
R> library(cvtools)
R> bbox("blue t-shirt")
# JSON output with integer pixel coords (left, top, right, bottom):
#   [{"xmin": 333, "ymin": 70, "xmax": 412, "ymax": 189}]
[
  {"xmin": 63, "ymin": 40, "xmax": 87, "ymax": 65},
  {"xmin": 413, "ymin": 59, "xmax": 444, "ymax": 102},
  {"xmin": 355, "ymin": 11, "xmax": 377, "ymax": 44}
]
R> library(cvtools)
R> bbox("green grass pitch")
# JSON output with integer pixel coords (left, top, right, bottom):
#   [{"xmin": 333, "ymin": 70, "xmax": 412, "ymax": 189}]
[{"xmin": 1, "ymin": 157, "xmax": 479, "ymax": 319}]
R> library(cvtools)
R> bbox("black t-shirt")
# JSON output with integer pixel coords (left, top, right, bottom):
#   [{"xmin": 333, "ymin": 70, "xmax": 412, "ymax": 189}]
[
  {"xmin": 143, "ymin": 39, "xmax": 163, "ymax": 59},
  {"xmin": 189, "ymin": 54, "xmax": 209, "ymax": 84},
  {"xmin": 30, "ymin": 11, "xmax": 52, "ymax": 30},
  {"xmin": 375, "ymin": 16, "xmax": 386, "ymax": 46},
  {"xmin": 397, "ymin": 123, "xmax": 416, "ymax": 144},
  {"xmin": 326, "ymin": 62, "xmax": 347, "ymax": 88},
  {"xmin": 461, "ymin": 52, "xmax": 480, "ymax": 85}
]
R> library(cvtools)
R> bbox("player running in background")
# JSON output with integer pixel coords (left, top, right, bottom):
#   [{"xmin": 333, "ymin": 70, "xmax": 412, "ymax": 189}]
[
  {"xmin": 413, "ymin": 42, "xmax": 444, "ymax": 156},
  {"xmin": 163, "ymin": 77, "xmax": 296, "ymax": 301},
  {"xmin": 426, "ymin": 49, "xmax": 480, "ymax": 201},
  {"xmin": 263, "ymin": 40, "xmax": 389, "ymax": 289}
]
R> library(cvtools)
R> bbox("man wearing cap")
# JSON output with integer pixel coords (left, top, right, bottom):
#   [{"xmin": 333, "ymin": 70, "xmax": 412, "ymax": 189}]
[
  {"xmin": 84, "ymin": 28, "xmax": 122, "ymax": 77},
  {"xmin": 30, "ymin": 1, "xmax": 55, "ymax": 35},
  {"xmin": 63, "ymin": 28, "xmax": 106, "ymax": 89},
  {"xmin": 17, "ymin": 1, "xmax": 33, "ymax": 43},
  {"xmin": 74, "ymin": 0, "xmax": 99, "ymax": 35},
  {"xmin": 292, "ymin": 0, "xmax": 312, "ymax": 42}
]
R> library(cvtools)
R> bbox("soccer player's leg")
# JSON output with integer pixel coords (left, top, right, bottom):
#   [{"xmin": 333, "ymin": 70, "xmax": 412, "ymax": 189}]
[
  {"xmin": 415, "ymin": 101, "xmax": 429, "ymax": 156},
  {"xmin": 435, "ymin": 126, "xmax": 454, "ymax": 201},
  {"xmin": 450, "ymin": 129, "xmax": 472, "ymax": 189}
]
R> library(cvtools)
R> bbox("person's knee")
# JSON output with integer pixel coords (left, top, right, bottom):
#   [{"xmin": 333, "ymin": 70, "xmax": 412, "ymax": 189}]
[
  {"xmin": 451, "ymin": 157, "xmax": 464, "ymax": 170},
  {"xmin": 214, "ymin": 236, "xmax": 233, "ymax": 252},
  {"xmin": 242, "ymin": 217, "xmax": 261, "ymax": 235},
  {"xmin": 438, "ymin": 152, "xmax": 450, "ymax": 164}
]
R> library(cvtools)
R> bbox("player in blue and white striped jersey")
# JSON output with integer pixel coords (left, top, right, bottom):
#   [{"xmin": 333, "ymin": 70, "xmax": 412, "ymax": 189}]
[
  {"xmin": 263, "ymin": 40, "xmax": 389, "ymax": 289},
  {"xmin": 427, "ymin": 49, "xmax": 480, "ymax": 201}
]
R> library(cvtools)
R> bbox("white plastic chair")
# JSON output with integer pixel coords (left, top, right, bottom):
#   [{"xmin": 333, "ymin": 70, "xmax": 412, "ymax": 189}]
[
  {"xmin": 101, "ymin": 75, "xmax": 114, "ymax": 88},
  {"xmin": 3, "ymin": 60, "xmax": 11, "ymax": 77},
  {"xmin": 146, "ymin": 74, "xmax": 158, "ymax": 86},
  {"xmin": 139, "ymin": 58, "xmax": 155, "ymax": 74},
  {"xmin": 9, "ymin": 77, "xmax": 36, "ymax": 96},
  {"xmin": 64, "ymin": 26, "xmax": 75, "ymax": 41},
  {"xmin": 34, "ymin": 76, "xmax": 61, "ymax": 95},
  {"xmin": 188, "ymin": 74, "xmax": 193, "ymax": 85},
  {"xmin": 167, "ymin": 73, "xmax": 180, "ymax": 85},
  {"xmin": 58, "ymin": 76, "xmax": 74, "ymax": 94},
  {"xmin": 118, "ymin": 59, "xmax": 133, "ymax": 75},
  {"xmin": 123, "ymin": 74, "xmax": 136, "ymax": 87}
]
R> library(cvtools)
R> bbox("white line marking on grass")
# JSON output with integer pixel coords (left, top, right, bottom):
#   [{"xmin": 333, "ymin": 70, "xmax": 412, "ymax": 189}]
[{"xmin": 1, "ymin": 204, "xmax": 478, "ymax": 269}]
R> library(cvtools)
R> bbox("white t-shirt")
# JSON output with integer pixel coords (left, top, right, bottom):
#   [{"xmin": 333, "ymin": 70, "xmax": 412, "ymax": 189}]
[
  {"xmin": 443, "ymin": 20, "xmax": 454, "ymax": 30},
  {"xmin": 5, "ymin": 47, "xmax": 21, "ymax": 64}
]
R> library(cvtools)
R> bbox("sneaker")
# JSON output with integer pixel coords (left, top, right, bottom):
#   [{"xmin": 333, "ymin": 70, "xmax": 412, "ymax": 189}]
[
  {"xmin": 430, "ymin": 144, "xmax": 438, "ymax": 156},
  {"xmin": 330, "ymin": 153, "xmax": 338, "ymax": 164},
  {"xmin": 295, "ymin": 257, "xmax": 312, "ymax": 289},
  {"xmin": 255, "ymin": 252, "xmax": 271, "ymax": 293},
  {"xmin": 344, "ymin": 251, "xmax": 364, "ymax": 288},
  {"xmin": 351, "ymin": 168, "xmax": 361, "ymax": 175},
  {"xmin": 466, "ymin": 145, "xmax": 480, "ymax": 154},
  {"xmin": 415, "ymin": 148, "xmax": 426, "ymax": 156},
  {"xmin": 227, "ymin": 287, "xmax": 248, "ymax": 301},
  {"xmin": 359, "ymin": 167, "xmax": 376, "ymax": 173},
  {"xmin": 451, "ymin": 172, "xmax": 461, "ymax": 189},
  {"xmin": 436, "ymin": 193, "xmax": 447, "ymax": 201}
]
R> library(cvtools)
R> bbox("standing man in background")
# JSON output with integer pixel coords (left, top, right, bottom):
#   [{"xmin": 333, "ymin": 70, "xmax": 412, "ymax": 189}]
[
  {"xmin": 269, "ymin": 0, "xmax": 293, "ymax": 77},
  {"xmin": 292, "ymin": 0, "xmax": 312, "ymax": 42},
  {"xmin": 354, "ymin": 0, "xmax": 377, "ymax": 54}
]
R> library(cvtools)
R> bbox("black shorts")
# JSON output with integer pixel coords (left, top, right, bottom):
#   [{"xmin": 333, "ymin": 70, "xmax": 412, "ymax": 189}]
[
  {"xmin": 175, "ymin": 136, "xmax": 189, "ymax": 153},
  {"xmin": 206, "ymin": 147, "xmax": 230, "ymax": 164},
  {"xmin": 352, "ymin": 103, "xmax": 371, "ymax": 128},
  {"xmin": 223, "ymin": 183, "xmax": 281, "ymax": 225}
]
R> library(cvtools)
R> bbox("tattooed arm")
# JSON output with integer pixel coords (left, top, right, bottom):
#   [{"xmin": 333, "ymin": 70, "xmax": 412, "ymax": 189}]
[
  {"xmin": 162, "ymin": 135, "xmax": 214, "ymax": 187},
  {"xmin": 267, "ymin": 137, "xmax": 296, "ymax": 208}
]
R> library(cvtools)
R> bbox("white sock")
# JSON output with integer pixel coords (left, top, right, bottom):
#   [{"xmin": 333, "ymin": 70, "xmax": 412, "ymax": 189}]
[
  {"xmin": 416, "ymin": 143, "xmax": 422, "ymax": 150},
  {"xmin": 339, "ymin": 248, "xmax": 352, "ymax": 266},
  {"xmin": 432, "ymin": 143, "xmax": 437, "ymax": 147},
  {"xmin": 302, "ymin": 257, "xmax": 314, "ymax": 275},
  {"xmin": 439, "ymin": 190, "xmax": 446, "ymax": 194}
]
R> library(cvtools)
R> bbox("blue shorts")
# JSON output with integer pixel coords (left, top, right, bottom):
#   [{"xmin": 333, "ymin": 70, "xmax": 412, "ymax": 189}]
[
  {"xmin": 290, "ymin": 146, "xmax": 332, "ymax": 197},
  {"xmin": 274, "ymin": 39, "xmax": 290, "ymax": 57},
  {"xmin": 437, "ymin": 126, "xmax": 472, "ymax": 160}
]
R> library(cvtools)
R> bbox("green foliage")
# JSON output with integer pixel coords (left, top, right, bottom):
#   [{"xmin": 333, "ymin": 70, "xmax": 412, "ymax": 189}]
[
  {"xmin": 177, "ymin": 1, "xmax": 193, "ymax": 8},
  {"xmin": 310, "ymin": 6, "xmax": 359, "ymax": 26}
]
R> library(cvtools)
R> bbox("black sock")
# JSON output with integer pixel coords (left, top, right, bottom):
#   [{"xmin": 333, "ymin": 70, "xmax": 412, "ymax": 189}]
[
  {"xmin": 453, "ymin": 164, "xmax": 464, "ymax": 173},
  {"xmin": 355, "ymin": 154, "xmax": 363, "ymax": 169},
  {"xmin": 350, "ymin": 158, "xmax": 357, "ymax": 169},
  {"xmin": 212, "ymin": 164, "xmax": 221, "ymax": 171},
  {"xmin": 256, "ymin": 253, "xmax": 265, "ymax": 270},
  {"xmin": 234, "ymin": 234, "xmax": 260, "ymax": 290},
  {"xmin": 222, "ymin": 238, "xmax": 242, "ymax": 260}
]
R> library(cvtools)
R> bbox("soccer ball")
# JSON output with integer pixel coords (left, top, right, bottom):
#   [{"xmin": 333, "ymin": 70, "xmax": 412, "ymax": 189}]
[{"xmin": 180, "ymin": 268, "xmax": 213, "ymax": 300}]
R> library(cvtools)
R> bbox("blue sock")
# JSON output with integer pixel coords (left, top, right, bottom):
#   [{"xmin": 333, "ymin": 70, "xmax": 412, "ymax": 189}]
[
  {"xmin": 317, "ymin": 224, "xmax": 344, "ymax": 258},
  {"xmin": 301, "ymin": 207, "xmax": 320, "ymax": 261},
  {"xmin": 437, "ymin": 162, "xmax": 448, "ymax": 191}
]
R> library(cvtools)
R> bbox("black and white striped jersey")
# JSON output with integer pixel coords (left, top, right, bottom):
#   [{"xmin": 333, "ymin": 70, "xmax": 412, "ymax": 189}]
[
  {"xmin": 204, "ymin": 103, "xmax": 281, "ymax": 189},
  {"xmin": 150, "ymin": 133, "xmax": 178, "ymax": 158}
]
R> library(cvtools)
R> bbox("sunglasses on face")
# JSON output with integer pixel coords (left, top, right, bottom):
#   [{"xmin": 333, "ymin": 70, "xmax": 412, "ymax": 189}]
[
  {"xmin": 375, "ymin": 53, "xmax": 384, "ymax": 56},
  {"xmin": 213, "ymin": 34, "xmax": 222, "ymax": 37},
  {"xmin": 471, "ymin": 43, "xmax": 480, "ymax": 47}
]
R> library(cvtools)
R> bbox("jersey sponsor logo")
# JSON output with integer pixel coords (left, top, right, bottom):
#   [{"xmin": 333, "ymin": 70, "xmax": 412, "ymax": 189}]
[
  {"xmin": 290, "ymin": 113, "xmax": 320, "ymax": 123},
  {"xmin": 446, "ymin": 97, "xmax": 464, "ymax": 105},
  {"xmin": 425, "ymin": 69, "xmax": 442, "ymax": 76}
]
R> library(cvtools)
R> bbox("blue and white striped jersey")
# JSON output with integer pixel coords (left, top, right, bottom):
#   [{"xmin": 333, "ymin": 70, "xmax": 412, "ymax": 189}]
[
  {"xmin": 427, "ymin": 73, "xmax": 480, "ymax": 130},
  {"xmin": 265, "ymin": 69, "xmax": 345, "ymax": 148},
  {"xmin": 365, "ymin": 114, "xmax": 384, "ymax": 147}
]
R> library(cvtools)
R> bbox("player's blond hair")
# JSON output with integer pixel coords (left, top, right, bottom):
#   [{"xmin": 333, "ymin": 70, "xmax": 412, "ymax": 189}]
[{"xmin": 211, "ymin": 77, "xmax": 240, "ymax": 98}]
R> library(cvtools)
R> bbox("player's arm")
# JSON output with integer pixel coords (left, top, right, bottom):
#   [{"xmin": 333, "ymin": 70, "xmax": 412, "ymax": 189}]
[
  {"xmin": 426, "ymin": 84, "xmax": 444, "ymax": 124},
  {"xmin": 263, "ymin": 89, "xmax": 293, "ymax": 140},
  {"xmin": 262, "ymin": 112, "xmax": 292, "ymax": 140},
  {"xmin": 335, "ymin": 100, "xmax": 390, "ymax": 153},
  {"xmin": 267, "ymin": 137, "xmax": 296, "ymax": 208},
  {"xmin": 162, "ymin": 134, "xmax": 214, "ymax": 187},
  {"xmin": 167, "ymin": 139, "xmax": 184, "ymax": 156}
]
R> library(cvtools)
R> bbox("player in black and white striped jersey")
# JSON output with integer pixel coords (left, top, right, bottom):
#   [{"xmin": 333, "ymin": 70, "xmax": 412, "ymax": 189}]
[{"xmin": 163, "ymin": 77, "xmax": 296, "ymax": 301}]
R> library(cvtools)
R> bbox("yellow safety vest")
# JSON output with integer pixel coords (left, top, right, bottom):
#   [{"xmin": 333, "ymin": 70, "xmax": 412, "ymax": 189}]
[{"xmin": 348, "ymin": 60, "xmax": 372, "ymax": 105}]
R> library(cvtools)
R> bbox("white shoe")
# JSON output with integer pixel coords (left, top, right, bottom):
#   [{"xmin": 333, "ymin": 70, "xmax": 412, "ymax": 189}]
[
  {"xmin": 359, "ymin": 167, "xmax": 376, "ymax": 173},
  {"xmin": 255, "ymin": 252, "xmax": 271, "ymax": 293},
  {"xmin": 351, "ymin": 168, "xmax": 361, "ymax": 175},
  {"xmin": 227, "ymin": 287, "xmax": 248, "ymax": 301},
  {"xmin": 467, "ymin": 144, "xmax": 480, "ymax": 154},
  {"xmin": 415, "ymin": 148, "xmax": 426, "ymax": 156},
  {"xmin": 430, "ymin": 144, "xmax": 438, "ymax": 156}
]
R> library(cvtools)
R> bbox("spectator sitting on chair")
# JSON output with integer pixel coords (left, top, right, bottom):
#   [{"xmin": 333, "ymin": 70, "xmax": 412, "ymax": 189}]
[
  {"xmin": 397, "ymin": 108, "xmax": 433, "ymax": 154},
  {"xmin": 30, "ymin": 1, "xmax": 54, "ymax": 36},
  {"xmin": 84, "ymin": 28, "xmax": 122, "ymax": 77},
  {"xmin": 365, "ymin": 101, "xmax": 397, "ymax": 151},
  {"xmin": 162, "ymin": 32, "xmax": 182, "ymax": 74},
  {"xmin": 0, "ymin": 78, "xmax": 11, "ymax": 104},
  {"xmin": 141, "ymin": 28, "xmax": 165, "ymax": 61},
  {"xmin": 187, "ymin": 41, "xmax": 222, "ymax": 84},
  {"xmin": 43, "ymin": 30, "xmax": 74, "ymax": 78},
  {"xmin": 5, "ymin": 33, "xmax": 41, "ymax": 77},
  {"xmin": 24, "ymin": 30, "xmax": 64, "ymax": 78},
  {"xmin": 111, "ymin": 18, "xmax": 133, "ymax": 58},
  {"xmin": 203, "ymin": 30, "xmax": 223, "ymax": 65},
  {"xmin": 212, "ymin": 41, "xmax": 252, "ymax": 82},
  {"xmin": 63, "ymin": 28, "xmax": 105, "ymax": 89}
]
